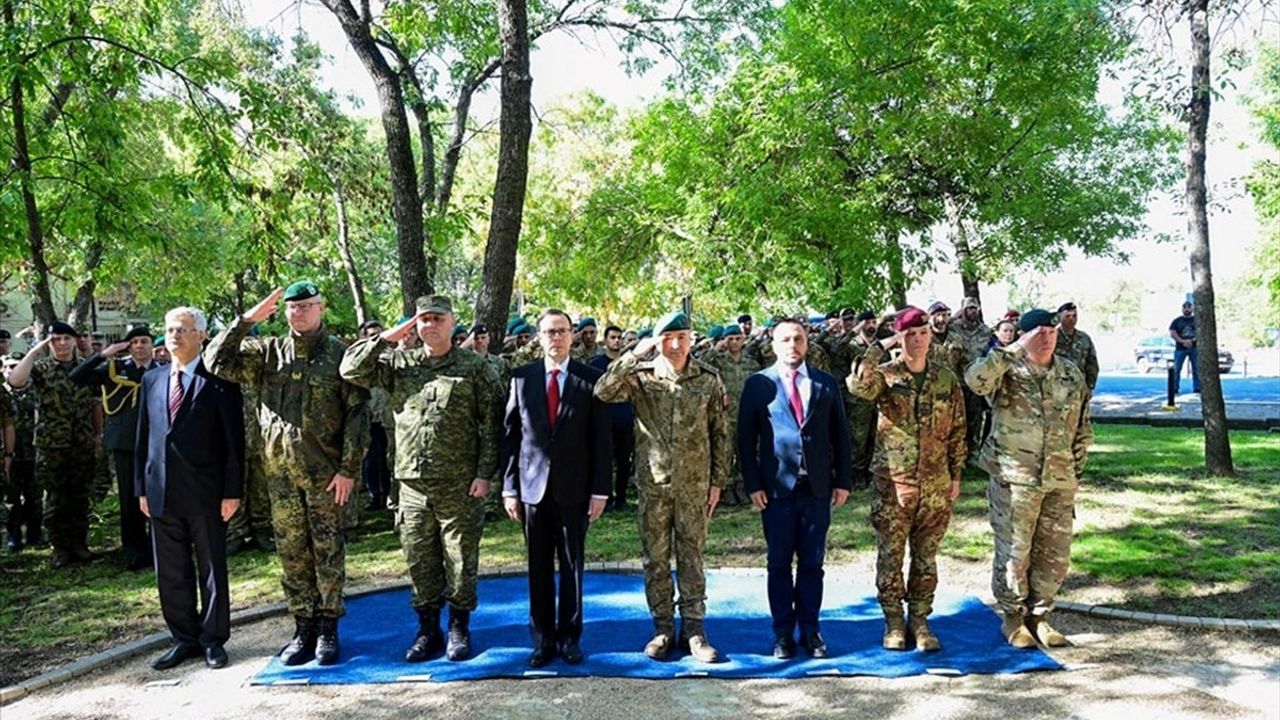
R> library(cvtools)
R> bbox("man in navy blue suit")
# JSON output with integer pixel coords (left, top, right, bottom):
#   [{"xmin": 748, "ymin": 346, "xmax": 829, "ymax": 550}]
[
  {"xmin": 737, "ymin": 318, "xmax": 852, "ymax": 659},
  {"xmin": 502, "ymin": 309, "xmax": 612, "ymax": 668}
]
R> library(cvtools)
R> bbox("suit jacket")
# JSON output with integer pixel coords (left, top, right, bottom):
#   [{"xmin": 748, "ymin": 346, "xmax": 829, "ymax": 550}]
[
  {"xmin": 135, "ymin": 359, "xmax": 245, "ymax": 518},
  {"xmin": 737, "ymin": 365, "xmax": 852, "ymax": 498},
  {"xmin": 501, "ymin": 359, "xmax": 611, "ymax": 506},
  {"xmin": 70, "ymin": 353, "xmax": 154, "ymax": 450}
]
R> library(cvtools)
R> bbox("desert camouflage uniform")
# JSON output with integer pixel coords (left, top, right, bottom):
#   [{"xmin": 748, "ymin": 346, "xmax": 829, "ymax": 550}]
[
  {"xmin": 204, "ymin": 318, "xmax": 368, "ymax": 619},
  {"xmin": 851, "ymin": 344, "xmax": 967, "ymax": 617},
  {"xmin": 965, "ymin": 344, "xmax": 1093, "ymax": 619},
  {"xmin": 1054, "ymin": 328, "xmax": 1100, "ymax": 392},
  {"xmin": 594, "ymin": 351, "xmax": 730, "ymax": 636},
  {"xmin": 340, "ymin": 340, "xmax": 503, "ymax": 613}
]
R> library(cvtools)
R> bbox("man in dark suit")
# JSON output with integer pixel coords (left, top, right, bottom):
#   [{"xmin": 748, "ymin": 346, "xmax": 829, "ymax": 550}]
[
  {"xmin": 70, "ymin": 324, "xmax": 156, "ymax": 569},
  {"xmin": 136, "ymin": 307, "xmax": 244, "ymax": 671},
  {"xmin": 502, "ymin": 308, "xmax": 611, "ymax": 668},
  {"xmin": 737, "ymin": 318, "xmax": 852, "ymax": 659}
]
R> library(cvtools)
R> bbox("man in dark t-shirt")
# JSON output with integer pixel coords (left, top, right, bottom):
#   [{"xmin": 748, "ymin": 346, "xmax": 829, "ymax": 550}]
[{"xmin": 1168, "ymin": 301, "xmax": 1200, "ymax": 394}]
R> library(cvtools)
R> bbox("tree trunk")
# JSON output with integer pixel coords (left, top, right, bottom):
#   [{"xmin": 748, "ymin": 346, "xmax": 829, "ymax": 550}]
[
  {"xmin": 474, "ymin": 0, "xmax": 532, "ymax": 345},
  {"xmin": 66, "ymin": 237, "xmax": 105, "ymax": 329},
  {"xmin": 945, "ymin": 195, "xmax": 981, "ymax": 304},
  {"xmin": 6, "ymin": 0, "xmax": 55, "ymax": 328},
  {"xmin": 321, "ymin": 0, "xmax": 431, "ymax": 316},
  {"xmin": 886, "ymin": 231, "xmax": 909, "ymax": 310},
  {"xmin": 1186, "ymin": 0, "xmax": 1233, "ymax": 476},
  {"xmin": 332, "ymin": 178, "xmax": 370, "ymax": 326}
]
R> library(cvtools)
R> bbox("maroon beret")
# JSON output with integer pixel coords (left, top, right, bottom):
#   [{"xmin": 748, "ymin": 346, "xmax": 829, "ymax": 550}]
[{"xmin": 894, "ymin": 307, "xmax": 928, "ymax": 333}]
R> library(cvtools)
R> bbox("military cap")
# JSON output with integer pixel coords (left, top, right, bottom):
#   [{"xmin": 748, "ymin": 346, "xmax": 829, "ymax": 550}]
[
  {"xmin": 1003, "ymin": 309, "xmax": 1021, "ymax": 320},
  {"xmin": 825, "ymin": 310, "xmax": 839, "ymax": 321},
  {"xmin": 707, "ymin": 325, "xmax": 724, "ymax": 340},
  {"xmin": 961, "ymin": 296, "xmax": 981, "ymax": 310},
  {"xmin": 283, "ymin": 281, "xmax": 321, "ymax": 302},
  {"xmin": 840, "ymin": 308, "xmax": 857, "ymax": 320},
  {"xmin": 452, "ymin": 324, "xmax": 467, "ymax": 338},
  {"xmin": 578, "ymin": 317, "xmax": 597, "ymax": 330},
  {"xmin": 124, "ymin": 325, "xmax": 152, "ymax": 342},
  {"xmin": 1018, "ymin": 308, "xmax": 1057, "ymax": 333},
  {"xmin": 637, "ymin": 328, "xmax": 653, "ymax": 339},
  {"xmin": 153, "ymin": 336, "xmax": 165, "ymax": 347},
  {"xmin": 46, "ymin": 321, "xmax": 77, "ymax": 337},
  {"xmin": 856, "ymin": 310, "xmax": 877, "ymax": 322},
  {"xmin": 737, "ymin": 314, "xmax": 752, "ymax": 324},
  {"xmin": 415, "ymin": 294, "xmax": 453, "ymax": 314},
  {"xmin": 470, "ymin": 323, "xmax": 488, "ymax": 336},
  {"xmin": 1057, "ymin": 301, "xmax": 1077, "ymax": 313},
  {"xmin": 506, "ymin": 316, "xmax": 525, "ymax": 333},
  {"xmin": 514, "ymin": 322, "xmax": 533, "ymax": 336},
  {"xmin": 0, "ymin": 328, "xmax": 10, "ymax": 340},
  {"xmin": 927, "ymin": 301, "xmax": 950, "ymax": 315},
  {"xmin": 893, "ymin": 307, "xmax": 928, "ymax": 333},
  {"xmin": 722, "ymin": 323, "xmax": 743, "ymax": 336},
  {"xmin": 654, "ymin": 311, "xmax": 691, "ymax": 334}
]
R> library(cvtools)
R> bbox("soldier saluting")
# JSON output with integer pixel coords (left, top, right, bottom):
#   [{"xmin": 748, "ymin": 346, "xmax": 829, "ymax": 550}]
[{"xmin": 204, "ymin": 282, "xmax": 368, "ymax": 667}]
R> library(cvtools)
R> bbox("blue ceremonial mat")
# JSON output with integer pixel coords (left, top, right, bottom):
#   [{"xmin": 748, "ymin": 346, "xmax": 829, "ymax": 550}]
[{"xmin": 249, "ymin": 571, "xmax": 1062, "ymax": 684}]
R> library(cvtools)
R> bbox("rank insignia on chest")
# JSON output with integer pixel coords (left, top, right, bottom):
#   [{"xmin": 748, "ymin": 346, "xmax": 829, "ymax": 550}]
[{"xmin": 291, "ymin": 371, "xmax": 302, "ymax": 381}]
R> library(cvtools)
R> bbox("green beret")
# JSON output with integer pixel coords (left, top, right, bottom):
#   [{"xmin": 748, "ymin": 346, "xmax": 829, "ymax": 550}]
[
  {"xmin": 637, "ymin": 328, "xmax": 653, "ymax": 339},
  {"xmin": 578, "ymin": 317, "xmax": 597, "ymax": 330},
  {"xmin": 415, "ymin": 295, "xmax": 453, "ymax": 314},
  {"xmin": 153, "ymin": 336, "xmax": 164, "ymax": 347},
  {"xmin": 1018, "ymin": 308, "xmax": 1057, "ymax": 333},
  {"xmin": 514, "ymin": 321, "xmax": 533, "ymax": 335},
  {"xmin": 506, "ymin": 316, "xmax": 525, "ymax": 333},
  {"xmin": 654, "ymin": 311, "xmax": 691, "ymax": 335},
  {"xmin": 283, "ymin": 281, "xmax": 320, "ymax": 302},
  {"xmin": 722, "ymin": 323, "xmax": 743, "ymax": 337},
  {"xmin": 707, "ymin": 325, "xmax": 723, "ymax": 340}
]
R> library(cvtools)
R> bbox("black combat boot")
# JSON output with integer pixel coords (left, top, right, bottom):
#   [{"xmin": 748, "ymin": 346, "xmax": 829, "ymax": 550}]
[
  {"xmin": 404, "ymin": 607, "xmax": 444, "ymax": 662},
  {"xmin": 280, "ymin": 616, "xmax": 317, "ymax": 666},
  {"xmin": 445, "ymin": 607, "xmax": 471, "ymax": 661},
  {"xmin": 315, "ymin": 617, "xmax": 340, "ymax": 665}
]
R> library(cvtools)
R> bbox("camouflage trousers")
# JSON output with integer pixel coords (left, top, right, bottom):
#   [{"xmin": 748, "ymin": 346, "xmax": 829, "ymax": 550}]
[
  {"xmin": 226, "ymin": 451, "xmax": 272, "ymax": 541},
  {"xmin": 637, "ymin": 481, "xmax": 710, "ymax": 634},
  {"xmin": 269, "ymin": 473, "xmax": 347, "ymax": 618},
  {"xmin": 37, "ymin": 449, "xmax": 93, "ymax": 550},
  {"xmin": 847, "ymin": 396, "xmax": 877, "ymax": 484},
  {"xmin": 987, "ymin": 477, "xmax": 1076, "ymax": 617},
  {"xmin": 871, "ymin": 477, "xmax": 954, "ymax": 616},
  {"xmin": 398, "ymin": 478, "xmax": 486, "ymax": 612},
  {"xmin": 5, "ymin": 459, "xmax": 39, "ymax": 539}
]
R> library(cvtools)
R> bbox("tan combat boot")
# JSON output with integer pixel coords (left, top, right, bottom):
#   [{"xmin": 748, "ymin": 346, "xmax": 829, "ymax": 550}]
[
  {"xmin": 1001, "ymin": 612, "xmax": 1037, "ymax": 649},
  {"xmin": 907, "ymin": 615, "xmax": 941, "ymax": 652},
  {"xmin": 644, "ymin": 632, "xmax": 674, "ymax": 660},
  {"xmin": 684, "ymin": 634, "xmax": 721, "ymax": 663},
  {"xmin": 1026, "ymin": 614, "xmax": 1070, "ymax": 647},
  {"xmin": 882, "ymin": 614, "xmax": 908, "ymax": 650}
]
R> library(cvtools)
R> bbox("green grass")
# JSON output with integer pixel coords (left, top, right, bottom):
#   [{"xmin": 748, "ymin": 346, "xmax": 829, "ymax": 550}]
[{"xmin": 1, "ymin": 424, "xmax": 1277, "ymax": 684}]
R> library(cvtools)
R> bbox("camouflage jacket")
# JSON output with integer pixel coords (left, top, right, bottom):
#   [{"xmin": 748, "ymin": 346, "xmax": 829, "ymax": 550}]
[
  {"xmin": 9, "ymin": 356, "xmax": 96, "ymax": 450},
  {"xmin": 703, "ymin": 350, "xmax": 760, "ymax": 411},
  {"xmin": 759, "ymin": 341, "xmax": 830, "ymax": 373},
  {"xmin": 204, "ymin": 318, "xmax": 368, "ymax": 484},
  {"xmin": 341, "ymin": 339, "xmax": 503, "ymax": 483},
  {"xmin": 948, "ymin": 318, "xmax": 993, "ymax": 366},
  {"xmin": 964, "ymin": 344, "xmax": 1093, "ymax": 489},
  {"xmin": 1054, "ymin": 328, "xmax": 1100, "ymax": 390},
  {"xmin": 7, "ymin": 385, "xmax": 37, "ymax": 460},
  {"xmin": 571, "ymin": 344, "xmax": 603, "ymax": 363},
  {"xmin": 817, "ymin": 330, "xmax": 856, "ymax": 384},
  {"xmin": 594, "ymin": 350, "xmax": 731, "ymax": 490},
  {"xmin": 927, "ymin": 330, "xmax": 969, "ymax": 377},
  {"xmin": 850, "ymin": 344, "xmax": 967, "ymax": 489}
]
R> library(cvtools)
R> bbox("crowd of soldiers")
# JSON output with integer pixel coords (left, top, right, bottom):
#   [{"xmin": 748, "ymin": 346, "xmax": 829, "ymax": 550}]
[{"xmin": 0, "ymin": 282, "xmax": 1098, "ymax": 664}]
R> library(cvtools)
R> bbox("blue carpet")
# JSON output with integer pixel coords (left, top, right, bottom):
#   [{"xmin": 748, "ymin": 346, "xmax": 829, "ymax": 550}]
[{"xmin": 250, "ymin": 571, "xmax": 1062, "ymax": 684}]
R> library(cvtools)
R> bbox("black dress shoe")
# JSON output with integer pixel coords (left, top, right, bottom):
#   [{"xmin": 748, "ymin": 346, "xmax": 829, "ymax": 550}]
[
  {"xmin": 559, "ymin": 641, "xmax": 583, "ymax": 665},
  {"xmin": 528, "ymin": 645, "xmax": 555, "ymax": 668},
  {"xmin": 801, "ymin": 631, "xmax": 828, "ymax": 658},
  {"xmin": 152, "ymin": 643, "xmax": 201, "ymax": 670},
  {"xmin": 205, "ymin": 645, "xmax": 229, "ymax": 669},
  {"xmin": 772, "ymin": 636, "xmax": 796, "ymax": 659}
]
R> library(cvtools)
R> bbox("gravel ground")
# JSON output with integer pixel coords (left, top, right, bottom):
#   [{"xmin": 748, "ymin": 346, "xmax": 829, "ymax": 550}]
[{"xmin": 5, "ymin": 561, "xmax": 1278, "ymax": 720}]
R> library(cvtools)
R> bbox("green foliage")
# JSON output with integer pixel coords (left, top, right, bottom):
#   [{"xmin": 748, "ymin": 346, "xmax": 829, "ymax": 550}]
[{"xmin": 1243, "ymin": 45, "xmax": 1280, "ymax": 345}]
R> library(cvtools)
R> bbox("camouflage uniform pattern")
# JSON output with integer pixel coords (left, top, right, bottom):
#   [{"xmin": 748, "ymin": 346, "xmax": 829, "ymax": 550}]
[
  {"xmin": 926, "ymin": 331, "xmax": 967, "ymax": 377},
  {"xmin": 851, "ymin": 344, "xmax": 967, "ymax": 615},
  {"xmin": 964, "ymin": 344, "xmax": 1093, "ymax": 617},
  {"xmin": 1054, "ymin": 328, "xmax": 1100, "ymax": 391},
  {"xmin": 571, "ymin": 344, "xmax": 602, "ymax": 363},
  {"xmin": 227, "ymin": 385, "xmax": 273, "ymax": 542},
  {"xmin": 594, "ymin": 350, "xmax": 730, "ymax": 633},
  {"xmin": 839, "ymin": 332, "xmax": 879, "ymax": 482},
  {"xmin": 340, "ymin": 340, "xmax": 503, "ymax": 612},
  {"xmin": 14, "ymin": 357, "xmax": 96, "ymax": 551},
  {"xmin": 704, "ymin": 349, "xmax": 759, "ymax": 494},
  {"xmin": 759, "ymin": 340, "xmax": 830, "ymax": 373},
  {"xmin": 943, "ymin": 321, "xmax": 990, "ymax": 452},
  {"xmin": 5, "ymin": 386, "xmax": 39, "ymax": 540},
  {"xmin": 204, "ymin": 318, "xmax": 368, "ymax": 619}
]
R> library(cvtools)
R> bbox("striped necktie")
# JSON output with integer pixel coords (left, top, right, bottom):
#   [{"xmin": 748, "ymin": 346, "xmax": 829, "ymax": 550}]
[{"xmin": 169, "ymin": 370, "xmax": 184, "ymax": 424}]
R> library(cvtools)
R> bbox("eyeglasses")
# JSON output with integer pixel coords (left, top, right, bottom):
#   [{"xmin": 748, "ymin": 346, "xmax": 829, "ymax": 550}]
[
  {"xmin": 164, "ymin": 326, "xmax": 196, "ymax": 336},
  {"xmin": 286, "ymin": 301, "xmax": 324, "ymax": 312},
  {"xmin": 540, "ymin": 328, "xmax": 571, "ymax": 337}
]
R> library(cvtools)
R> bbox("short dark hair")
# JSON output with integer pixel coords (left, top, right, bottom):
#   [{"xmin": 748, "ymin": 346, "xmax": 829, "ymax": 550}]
[
  {"xmin": 358, "ymin": 319, "xmax": 383, "ymax": 332},
  {"xmin": 604, "ymin": 324, "xmax": 624, "ymax": 337},
  {"xmin": 537, "ymin": 308, "xmax": 573, "ymax": 329},
  {"xmin": 772, "ymin": 318, "xmax": 806, "ymax": 335}
]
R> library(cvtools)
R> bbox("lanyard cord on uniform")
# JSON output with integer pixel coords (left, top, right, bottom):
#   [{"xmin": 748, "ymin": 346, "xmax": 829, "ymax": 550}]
[{"xmin": 101, "ymin": 359, "xmax": 141, "ymax": 416}]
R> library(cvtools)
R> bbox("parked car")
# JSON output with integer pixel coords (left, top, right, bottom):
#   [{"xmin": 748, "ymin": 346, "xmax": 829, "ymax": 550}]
[{"xmin": 1133, "ymin": 335, "xmax": 1233, "ymax": 374}]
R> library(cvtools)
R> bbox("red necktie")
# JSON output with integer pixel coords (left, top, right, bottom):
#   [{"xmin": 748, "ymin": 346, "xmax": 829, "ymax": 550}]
[
  {"xmin": 788, "ymin": 370, "xmax": 804, "ymax": 426},
  {"xmin": 547, "ymin": 368, "xmax": 560, "ymax": 429},
  {"xmin": 169, "ymin": 370, "xmax": 184, "ymax": 424}
]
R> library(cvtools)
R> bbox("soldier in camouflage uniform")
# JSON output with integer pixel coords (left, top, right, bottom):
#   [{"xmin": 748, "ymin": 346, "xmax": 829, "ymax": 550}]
[
  {"xmin": 948, "ymin": 298, "xmax": 994, "ymax": 454},
  {"xmin": 926, "ymin": 302, "xmax": 967, "ymax": 375},
  {"xmin": 704, "ymin": 324, "xmax": 758, "ymax": 505},
  {"xmin": 1, "ymin": 380, "xmax": 13, "ymax": 533},
  {"xmin": 204, "ymin": 282, "xmax": 368, "ymax": 666},
  {"xmin": 1053, "ymin": 302, "xmax": 1099, "ymax": 394},
  {"xmin": 844, "ymin": 311, "xmax": 882, "ymax": 487},
  {"xmin": 225, "ymin": 383, "xmax": 275, "ymax": 553},
  {"xmin": 571, "ymin": 317, "xmax": 603, "ymax": 362},
  {"xmin": 850, "ymin": 307, "xmax": 967, "ymax": 651},
  {"xmin": 341, "ymin": 295, "xmax": 503, "ymax": 663},
  {"xmin": 3, "ymin": 355, "xmax": 40, "ymax": 551},
  {"xmin": 965, "ymin": 309, "xmax": 1093, "ymax": 649},
  {"xmin": 595, "ymin": 310, "xmax": 731, "ymax": 663},
  {"xmin": 6, "ymin": 322, "xmax": 97, "ymax": 568}
]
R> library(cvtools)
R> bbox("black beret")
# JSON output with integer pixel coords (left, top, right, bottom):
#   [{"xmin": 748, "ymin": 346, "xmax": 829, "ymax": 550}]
[
  {"xmin": 856, "ymin": 310, "xmax": 877, "ymax": 322},
  {"xmin": 124, "ymin": 326, "xmax": 152, "ymax": 342},
  {"xmin": 736, "ymin": 314, "xmax": 752, "ymax": 324},
  {"xmin": 46, "ymin": 321, "xmax": 77, "ymax": 337},
  {"xmin": 1057, "ymin": 302, "xmax": 1077, "ymax": 313},
  {"xmin": 0, "ymin": 329, "xmax": 10, "ymax": 340},
  {"xmin": 470, "ymin": 323, "xmax": 488, "ymax": 336}
]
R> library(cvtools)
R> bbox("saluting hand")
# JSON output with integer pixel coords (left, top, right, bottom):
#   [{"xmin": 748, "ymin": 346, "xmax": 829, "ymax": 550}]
[
  {"xmin": 632, "ymin": 336, "xmax": 660, "ymax": 359},
  {"xmin": 1015, "ymin": 325, "xmax": 1045, "ymax": 349},
  {"xmin": 380, "ymin": 313, "xmax": 423, "ymax": 344},
  {"xmin": 101, "ymin": 340, "xmax": 131, "ymax": 358},
  {"xmin": 242, "ymin": 287, "xmax": 285, "ymax": 324}
]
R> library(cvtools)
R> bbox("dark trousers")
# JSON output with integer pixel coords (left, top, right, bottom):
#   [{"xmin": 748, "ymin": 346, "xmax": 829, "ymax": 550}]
[
  {"xmin": 112, "ymin": 450, "xmax": 150, "ymax": 561},
  {"xmin": 151, "ymin": 513, "xmax": 231, "ymax": 648},
  {"xmin": 524, "ymin": 498, "xmax": 587, "ymax": 649},
  {"xmin": 609, "ymin": 423, "xmax": 635, "ymax": 504},
  {"xmin": 761, "ymin": 486, "xmax": 831, "ymax": 638},
  {"xmin": 5, "ymin": 459, "xmax": 39, "ymax": 540},
  {"xmin": 362, "ymin": 423, "xmax": 391, "ymax": 502}
]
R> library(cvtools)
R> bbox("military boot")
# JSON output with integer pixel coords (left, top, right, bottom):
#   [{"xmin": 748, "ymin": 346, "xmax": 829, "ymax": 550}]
[
  {"xmin": 315, "ymin": 617, "xmax": 340, "ymax": 665},
  {"xmin": 405, "ymin": 607, "xmax": 444, "ymax": 662},
  {"xmin": 908, "ymin": 615, "xmax": 941, "ymax": 652},
  {"xmin": 280, "ymin": 616, "xmax": 317, "ymax": 666},
  {"xmin": 882, "ymin": 613, "xmax": 907, "ymax": 650},
  {"xmin": 1001, "ymin": 612, "xmax": 1037, "ymax": 649},
  {"xmin": 1026, "ymin": 614, "xmax": 1070, "ymax": 647},
  {"xmin": 445, "ymin": 607, "xmax": 471, "ymax": 661},
  {"xmin": 252, "ymin": 527, "xmax": 276, "ymax": 552},
  {"xmin": 70, "ymin": 541, "xmax": 95, "ymax": 562},
  {"xmin": 644, "ymin": 622, "xmax": 675, "ymax": 660},
  {"xmin": 680, "ymin": 622, "xmax": 721, "ymax": 663}
]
